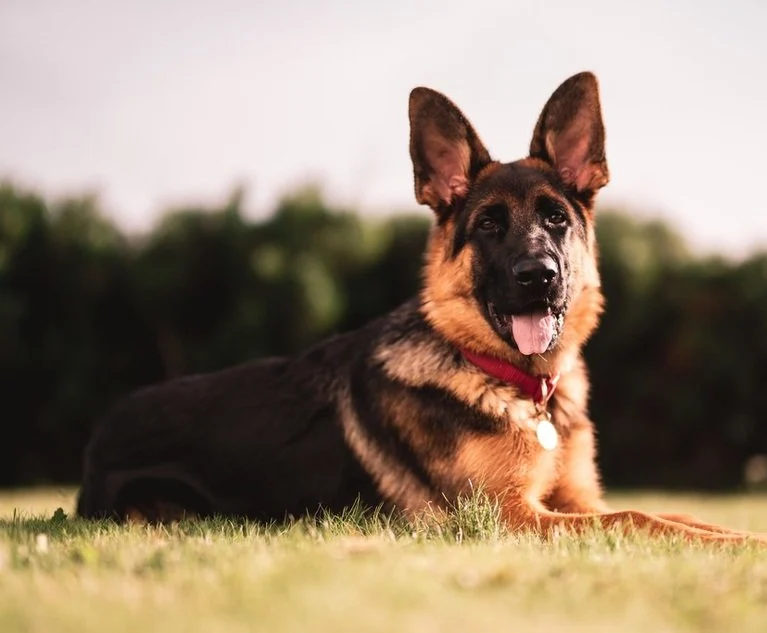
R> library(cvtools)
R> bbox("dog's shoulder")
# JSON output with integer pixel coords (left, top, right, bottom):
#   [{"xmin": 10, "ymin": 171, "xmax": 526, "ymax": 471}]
[{"xmin": 373, "ymin": 301, "xmax": 528, "ymax": 422}]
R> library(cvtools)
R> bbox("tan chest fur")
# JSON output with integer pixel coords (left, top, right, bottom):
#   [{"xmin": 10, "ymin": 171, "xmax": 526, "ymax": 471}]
[
  {"xmin": 376, "ymin": 339, "xmax": 569, "ymax": 507},
  {"xmin": 451, "ymin": 393, "xmax": 562, "ymax": 506}
]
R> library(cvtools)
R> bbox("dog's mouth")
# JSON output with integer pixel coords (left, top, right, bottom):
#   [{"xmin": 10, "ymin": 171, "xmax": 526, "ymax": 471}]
[{"xmin": 487, "ymin": 301, "xmax": 565, "ymax": 356}]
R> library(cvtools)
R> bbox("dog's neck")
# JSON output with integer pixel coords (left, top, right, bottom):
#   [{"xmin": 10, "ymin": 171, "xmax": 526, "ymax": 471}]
[
  {"xmin": 375, "ymin": 299, "xmax": 572, "ymax": 398},
  {"xmin": 459, "ymin": 347, "xmax": 559, "ymax": 405}
]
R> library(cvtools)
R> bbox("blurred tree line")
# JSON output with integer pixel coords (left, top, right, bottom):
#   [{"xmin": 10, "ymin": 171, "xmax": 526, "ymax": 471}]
[{"xmin": 1, "ymin": 181, "xmax": 766, "ymax": 490}]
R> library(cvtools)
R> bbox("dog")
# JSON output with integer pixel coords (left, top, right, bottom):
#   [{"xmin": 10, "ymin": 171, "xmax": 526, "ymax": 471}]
[{"xmin": 77, "ymin": 72, "xmax": 762, "ymax": 543}]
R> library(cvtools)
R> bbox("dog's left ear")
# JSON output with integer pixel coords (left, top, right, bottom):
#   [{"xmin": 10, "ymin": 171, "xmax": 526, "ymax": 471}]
[
  {"xmin": 529, "ymin": 72, "xmax": 609, "ymax": 200},
  {"xmin": 409, "ymin": 87, "xmax": 492, "ymax": 219}
]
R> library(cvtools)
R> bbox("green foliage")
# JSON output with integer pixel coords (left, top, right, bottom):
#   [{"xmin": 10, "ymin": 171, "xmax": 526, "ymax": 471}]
[
  {"xmin": 589, "ymin": 213, "xmax": 767, "ymax": 488},
  {"xmin": 0, "ymin": 180, "xmax": 766, "ymax": 488}
]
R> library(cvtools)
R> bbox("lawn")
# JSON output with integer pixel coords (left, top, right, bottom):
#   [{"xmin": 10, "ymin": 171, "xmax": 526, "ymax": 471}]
[{"xmin": 1, "ymin": 488, "xmax": 766, "ymax": 633}]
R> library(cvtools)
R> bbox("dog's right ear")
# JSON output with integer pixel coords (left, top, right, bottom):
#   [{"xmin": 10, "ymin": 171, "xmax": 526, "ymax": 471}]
[{"xmin": 409, "ymin": 88, "xmax": 492, "ymax": 220}]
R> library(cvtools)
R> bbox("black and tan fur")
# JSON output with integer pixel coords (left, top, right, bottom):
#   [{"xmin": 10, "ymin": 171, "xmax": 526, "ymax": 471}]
[{"xmin": 78, "ymin": 73, "xmax": 763, "ymax": 543}]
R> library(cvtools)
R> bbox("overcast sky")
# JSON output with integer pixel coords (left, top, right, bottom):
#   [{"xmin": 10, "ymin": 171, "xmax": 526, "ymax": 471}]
[{"xmin": 1, "ymin": 0, "xmax": 765, "ymax": 255}]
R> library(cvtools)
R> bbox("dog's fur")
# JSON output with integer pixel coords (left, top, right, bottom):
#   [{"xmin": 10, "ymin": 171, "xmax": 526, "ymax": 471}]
[{"xmin": 78, "ymin": 73, "xmax": 762, "ymax": 542}]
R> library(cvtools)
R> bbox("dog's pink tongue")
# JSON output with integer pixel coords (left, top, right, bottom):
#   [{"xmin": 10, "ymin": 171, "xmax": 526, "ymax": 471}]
[{"xmin": 511, "ymin": 311, "xmax": 555, "ymax": 356}]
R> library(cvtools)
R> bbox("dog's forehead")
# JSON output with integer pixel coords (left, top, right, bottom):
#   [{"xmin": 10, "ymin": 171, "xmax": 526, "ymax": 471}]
[{"xmin": 471, "ymin": 160, "xmax": 564, "ymax": 206}]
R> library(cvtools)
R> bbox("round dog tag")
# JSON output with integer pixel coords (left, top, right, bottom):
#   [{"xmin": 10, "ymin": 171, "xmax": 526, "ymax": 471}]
[{"xmin": 536, "ymin": 419, "xmax": 558, "ymax": 451}]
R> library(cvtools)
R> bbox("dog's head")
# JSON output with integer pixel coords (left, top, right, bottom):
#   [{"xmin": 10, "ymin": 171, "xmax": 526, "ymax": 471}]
[{"xmin": 410, "ymin": 72, "xmax": 608, "ymax": 374}]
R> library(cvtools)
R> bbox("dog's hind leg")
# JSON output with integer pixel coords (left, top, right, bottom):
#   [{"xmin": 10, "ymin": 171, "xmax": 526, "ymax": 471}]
[
  {"xmin": 124, "ymin": 500, "xmax": 199, "ymax": 524},
  {"xmin": 78, "ymin": 467, "xmax": 214, "ymax": 523},
  {"xmin": 113, "ymin": 475, "xmax": 212, "ymax": 523}
]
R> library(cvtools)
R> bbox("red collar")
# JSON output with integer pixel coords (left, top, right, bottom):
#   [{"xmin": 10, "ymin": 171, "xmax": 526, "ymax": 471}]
[{"xmin": 460, "ymin": 348, "xmax": 560, "ymax": 405}]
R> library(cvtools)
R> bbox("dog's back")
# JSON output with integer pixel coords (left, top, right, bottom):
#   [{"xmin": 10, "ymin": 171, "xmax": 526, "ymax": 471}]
[{"xmin": 77, "ymin": 326, "xmax": 383, "ymax": 521}]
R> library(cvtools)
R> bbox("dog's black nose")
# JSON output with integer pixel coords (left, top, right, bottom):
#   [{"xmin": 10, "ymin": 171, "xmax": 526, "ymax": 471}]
[{"xmin": 512, "ymin": 256, "xmax": 558, "ymax": 291}]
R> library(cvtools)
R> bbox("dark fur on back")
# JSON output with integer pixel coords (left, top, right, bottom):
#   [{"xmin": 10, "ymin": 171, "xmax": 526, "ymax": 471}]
[
  {"xmin": 79, "ymin": 313, "xmax": 383, "ymax": 520},
  {"xmin": 78, "ymin": 299, "xmax": 510, "ymax": 520}
]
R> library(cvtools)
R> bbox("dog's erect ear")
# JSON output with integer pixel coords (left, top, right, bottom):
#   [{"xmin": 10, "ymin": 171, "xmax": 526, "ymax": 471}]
[
  {"xmin": 409, "ymin": 87, "xmax": 492, "ymax": 218},
  {"xmin": 529, "ymin": 72, "xmax": 609, "ymax": 198}
]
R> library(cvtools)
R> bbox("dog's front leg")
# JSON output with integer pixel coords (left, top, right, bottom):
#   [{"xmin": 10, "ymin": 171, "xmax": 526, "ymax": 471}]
[
  {"xmin": 539, "ymin": 426, "xmax": 764, "ymax": 541},
  {"xmin": 542, "ymin": 425, "xmax": 610, "ymax": 514},
  {"xmin": 652, "ymin": 512, "xmax": 766, "ymax": 537},
  {"xmin": 502, "ymin": 499, "xmax": 766, "ymax": 544}
]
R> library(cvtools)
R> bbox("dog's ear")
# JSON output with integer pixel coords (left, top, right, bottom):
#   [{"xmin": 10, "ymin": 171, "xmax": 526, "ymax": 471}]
[
  {"xmin": 529, "ymin": 72, "xmax": 609, "ymax": 199},
  {"xmin": 409, "ymin": 87, "xmax": 492, "ymax": 219}
]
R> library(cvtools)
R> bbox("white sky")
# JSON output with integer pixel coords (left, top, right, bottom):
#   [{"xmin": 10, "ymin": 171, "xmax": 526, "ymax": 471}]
[{"xmin": 1, "ymin": 0, "xmax": 765, "ymax": 255}]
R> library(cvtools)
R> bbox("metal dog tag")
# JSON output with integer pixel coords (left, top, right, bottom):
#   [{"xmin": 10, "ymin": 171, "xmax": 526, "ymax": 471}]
[{"xmin": 535, "ymin": 416, "xmax": 558, "ymax": 451}]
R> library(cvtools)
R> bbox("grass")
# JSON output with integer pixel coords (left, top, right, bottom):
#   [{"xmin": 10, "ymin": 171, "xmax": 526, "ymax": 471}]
[{"xmin": 1, "ymin": 488, "xmax": 767, "ymax": 633}]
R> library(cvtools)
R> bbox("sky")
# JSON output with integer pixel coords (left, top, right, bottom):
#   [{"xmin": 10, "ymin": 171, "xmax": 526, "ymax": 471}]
[{"xmin": 1, "ymin": 0, "xmax": 766, "ymax": 256}]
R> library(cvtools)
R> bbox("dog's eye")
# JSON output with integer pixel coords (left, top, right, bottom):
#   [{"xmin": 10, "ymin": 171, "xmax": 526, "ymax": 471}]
[
  {"xmin": 546, "ymin": 209, "xmax": 568, "ymax": 226},
  {"xmin": 477, "ymin": 215, "xmax": 499, "ymax": 232},
  {"xmin": 476, "ymin": 205, "xmax": 507, "ymax": 234}
]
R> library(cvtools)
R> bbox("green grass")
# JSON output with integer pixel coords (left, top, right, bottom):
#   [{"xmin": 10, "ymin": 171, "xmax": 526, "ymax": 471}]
[{"xmin": 2, "ymin": 489, "xmax": 767, "ymax": 633}]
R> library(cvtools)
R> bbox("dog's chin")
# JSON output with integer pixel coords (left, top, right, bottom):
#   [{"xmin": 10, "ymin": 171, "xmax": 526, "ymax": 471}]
[{"xmin": 487, "ymin": 301, "xmax": 565, "ymax": 356}]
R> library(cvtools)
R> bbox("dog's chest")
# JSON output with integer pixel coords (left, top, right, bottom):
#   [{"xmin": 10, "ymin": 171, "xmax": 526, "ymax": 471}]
[
  {"xmin": 452, "ymin": 386, "xmax": 563, "ymax": 500},
  {"xmin": 375, "ymin": 337, "xmax": 567, "ymax": 501}
]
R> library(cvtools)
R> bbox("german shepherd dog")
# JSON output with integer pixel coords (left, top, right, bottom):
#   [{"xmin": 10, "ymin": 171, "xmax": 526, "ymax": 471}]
[{"xmin": 78, "ymin": 73, "xmax": 762, "ymax": 543}]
